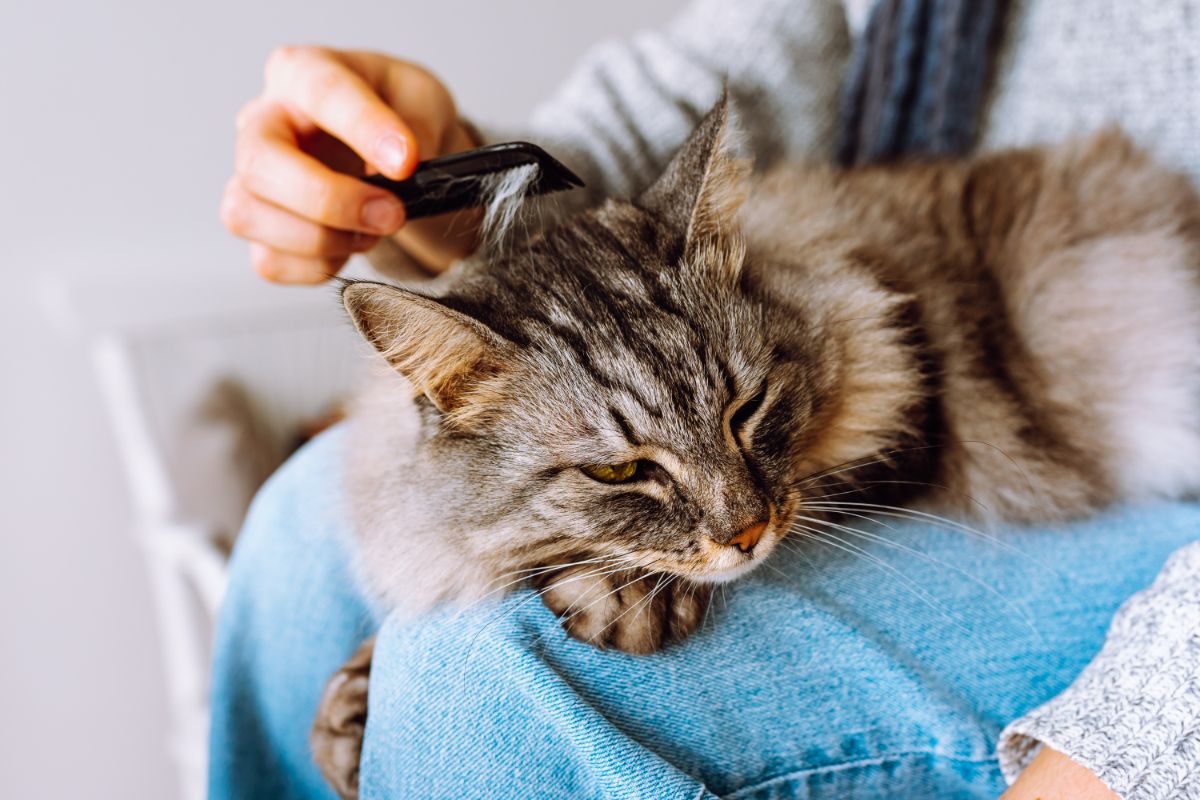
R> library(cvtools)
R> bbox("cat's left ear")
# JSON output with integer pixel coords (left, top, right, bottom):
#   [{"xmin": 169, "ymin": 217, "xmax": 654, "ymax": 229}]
[
  {"xmin": 341, "ymin": 281, "xmax": 511, "ymax": 417},
  {"xmin": 638, "ymin": 90, "xmax": 749, "ymax": 280}
]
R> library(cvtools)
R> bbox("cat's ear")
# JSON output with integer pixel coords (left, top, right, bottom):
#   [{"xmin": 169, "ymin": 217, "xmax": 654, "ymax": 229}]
[
  {"xmin": 639, "ymin": 90, "xmax": 749, "ymax": 279},
  {"xmin": 341, "ymin": 281, "xmax": 510, "ymax": 415}
]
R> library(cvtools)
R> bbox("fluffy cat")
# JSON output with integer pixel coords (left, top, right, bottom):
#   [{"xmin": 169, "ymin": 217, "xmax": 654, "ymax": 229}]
[{"xmin": 311, "ymin": 99, "xmax": 1200, "ymax": 797}]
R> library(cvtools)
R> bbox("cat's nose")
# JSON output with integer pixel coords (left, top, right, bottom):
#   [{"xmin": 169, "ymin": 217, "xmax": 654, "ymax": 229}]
[{"xmin": 728, "ymin": 521, "xmax": 767, "ymax": 554}]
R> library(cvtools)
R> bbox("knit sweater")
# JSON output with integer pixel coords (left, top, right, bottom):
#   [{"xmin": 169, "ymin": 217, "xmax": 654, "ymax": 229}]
[{"xmin": 374, "ymin": 0, "xmax": 1200, "ymax": 795}]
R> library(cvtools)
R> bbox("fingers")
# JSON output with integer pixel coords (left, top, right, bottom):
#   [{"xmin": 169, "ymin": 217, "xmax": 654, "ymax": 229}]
[
  {"xmin": 249, "ymin": 243, "xmax": 348, "ymax": 285},
  {"xmin": 235, "ymin": 100, "xmax": 406, "ymax": 234},
  {"xmin": 221, "ymin": 177, "xmax": 379, "ymax": 258},
  {"xmin": 231, "ymin": 45, "xmax": 471, "ymax": 282},
  {"xmin": 264, "ymin": 46, "xmax": 420, "ymax": 179},
  {"xmin": 338, "ymin": 51, "xmax": 452, "ymax": 160}
]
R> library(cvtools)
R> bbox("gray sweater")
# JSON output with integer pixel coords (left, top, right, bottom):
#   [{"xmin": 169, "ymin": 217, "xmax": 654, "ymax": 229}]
[{"xmin": 376, "ymin": 0, "xmax": 1200, "ymax": 795}]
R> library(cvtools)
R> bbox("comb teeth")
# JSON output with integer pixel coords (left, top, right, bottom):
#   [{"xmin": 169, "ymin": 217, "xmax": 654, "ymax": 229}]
[{"xmin": 362, "ymin": 141, "xmax": 584, "ymax": 220}]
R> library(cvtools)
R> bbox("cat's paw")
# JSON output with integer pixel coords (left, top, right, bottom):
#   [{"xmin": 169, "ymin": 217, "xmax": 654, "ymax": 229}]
[
  {"xmin": 535, "ymin": 567, "xmax": 710, "ymax": 654},
  {"xmin": 311, "ymin": 639, "xmax": 374, "ymax": 800}
]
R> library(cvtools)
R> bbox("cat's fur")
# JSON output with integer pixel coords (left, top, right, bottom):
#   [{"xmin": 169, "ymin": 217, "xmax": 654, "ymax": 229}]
[{"xmin": 312, "ymin": 99, "xmax": 1200, "ymax": 797}]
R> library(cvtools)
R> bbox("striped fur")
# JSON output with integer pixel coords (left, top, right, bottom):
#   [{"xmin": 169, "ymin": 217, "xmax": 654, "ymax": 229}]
[
  {"xmin": 340, "ymin": 103, "xmax": 1200, "ymax": 649},
  {"xmin": 315, "ymin": 101, "xmax": 1200, "ymax": 798}
]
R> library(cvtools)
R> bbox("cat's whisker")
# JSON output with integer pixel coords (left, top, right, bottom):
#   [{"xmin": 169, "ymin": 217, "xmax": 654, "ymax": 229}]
[
  {"xmin": 954, "ymin": 439, "xmax": 1039, "ymax": 500},
  {"xmin": 796, "ymin": 451, "xmax": 903, "ymax": 487},
  {"xmin": 478, "ymin": 554, "xmax": 620, "ymax": 601},
  {"xmin": 786, "ymin": 536, "xmax": 822, "ymax": 574},
  {"xmin": 554, "ymin": 556, "xmax": 667, "ymax": 629},
  {"xmin": 790, "ymin": 512, "xmax": 1040, "ymax": 637},
  {"xmin": 491, "ymin": 554, "xmax": 616, "ymax": 582},
  {"xmin": 760, "ymin": 559, "xmax": 797, "ymax": 584},
  {"xmin": 794, "ymin": 439, "xmax": 1025, "ymax": 502},
  {"xmin": 797, "ymin": 500, "xmax": 1044, "ymax": 568},
  {"xmin": 551, "ymin": 557, "xmax": 659, "ymax": 621},
  {"xmin": 471, "ymin": 563, "xmax": 606, "ymax": 610},
  {"xmin": 462, "ymin": 554, "xmax": 653, "ymax": 657},
  {"xmin": 464, "ymin": 554, "xmax": 642, "ymax": 639},
  {"xmin": 794, "ymin": 441, "xmax": 961, "ymax": 487},
  {"xmin": 587, "ymin": 572, "xmax": 677, "ymax": 646},
  {"xmin": 800, "ymin": 478, "xmax": 991, "ymax": 514},
  {"xmin": 518, "ymin": 553, "xmax": 665, "ymax": 653},
  {"xmin": 785, "ymin": 522, "xmax": 970, "ymax": 632},
  {"xmin": 698, "ymin": 580, "xmax": 714, "ymax": 634}
]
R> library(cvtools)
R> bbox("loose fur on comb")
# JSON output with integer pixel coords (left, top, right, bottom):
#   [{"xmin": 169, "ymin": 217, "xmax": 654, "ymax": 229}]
[{"xmin": 477, "ymin": 163, "xmax": 540, "ymax": 247}]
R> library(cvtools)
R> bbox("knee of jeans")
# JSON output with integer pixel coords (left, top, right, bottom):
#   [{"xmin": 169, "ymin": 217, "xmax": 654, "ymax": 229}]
[
  {"xmin": 742, "ymin": 595, "xmax": 999, "ymax": 764},
  {"xmin": 364, "ymin": 585, "xmax": 997, "ymax": 797}
]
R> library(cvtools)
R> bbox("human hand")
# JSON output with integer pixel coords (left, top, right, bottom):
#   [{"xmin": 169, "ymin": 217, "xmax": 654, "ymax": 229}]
[
  {"xmin": 221, "ymin": 46, "xmax": 481, "ymax": 284},
  {"xmin": 1000, "ymin": 746, "xmax": 1118, "ymax": 800}
]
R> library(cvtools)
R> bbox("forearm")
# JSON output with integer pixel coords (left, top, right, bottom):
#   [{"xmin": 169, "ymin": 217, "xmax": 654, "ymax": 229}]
[{"xmin": 999, "ymin": 539, "xmax": 1200, "ymax": 800}]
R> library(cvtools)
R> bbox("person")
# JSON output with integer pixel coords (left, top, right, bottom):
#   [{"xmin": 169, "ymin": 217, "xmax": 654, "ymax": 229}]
[{"xmin": 213, "ymin": 1, "xmax": 1200, "ymax": 797}]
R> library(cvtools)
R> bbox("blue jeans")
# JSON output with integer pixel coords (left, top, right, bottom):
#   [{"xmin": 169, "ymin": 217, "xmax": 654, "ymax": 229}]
[{"xmin": 209, "ymin": 427, "xmax": 1200, "ymax": 799}]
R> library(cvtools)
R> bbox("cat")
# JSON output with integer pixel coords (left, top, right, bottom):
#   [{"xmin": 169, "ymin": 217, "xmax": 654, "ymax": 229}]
[{"xmin": 310, "ymin": 97, "xmax": 1200, "ymax": 798}]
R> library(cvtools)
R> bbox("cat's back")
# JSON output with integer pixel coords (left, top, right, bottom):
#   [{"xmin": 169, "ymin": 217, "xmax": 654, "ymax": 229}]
[
  {"xmin": 744, "ymin": 132, "xmax": 1200, "ymax": 519},
  {"xmin": 745, "ymin": 129, "xmax": 1200, "ymax": 272}
]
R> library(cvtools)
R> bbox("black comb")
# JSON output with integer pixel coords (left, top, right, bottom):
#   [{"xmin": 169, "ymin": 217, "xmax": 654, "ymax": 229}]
[{"xmin": 362, "ymin": 141, "xmax": 585, "ymax": 219}]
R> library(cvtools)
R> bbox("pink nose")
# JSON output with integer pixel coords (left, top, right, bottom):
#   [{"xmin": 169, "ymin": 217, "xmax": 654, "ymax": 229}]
[{"xmin": 729, "ymin": 522, "xmax": 767, "ymax": 554}]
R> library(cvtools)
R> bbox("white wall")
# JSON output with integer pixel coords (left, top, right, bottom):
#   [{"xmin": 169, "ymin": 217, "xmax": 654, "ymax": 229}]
[{"xmin": 0, "ymin": 1, "xmax": 682, "ymax": 797}]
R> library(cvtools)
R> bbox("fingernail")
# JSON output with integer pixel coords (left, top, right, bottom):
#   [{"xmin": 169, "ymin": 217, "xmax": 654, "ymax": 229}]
[
  {"xmin": 377, "ymin": 134, "xmax": 408, "ymax": 176},
  {"xmin": 362, "ymin": 197, "xmax": 404, "ymax": 233}
]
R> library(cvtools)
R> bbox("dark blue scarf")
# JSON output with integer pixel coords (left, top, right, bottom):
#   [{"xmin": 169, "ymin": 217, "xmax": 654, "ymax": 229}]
[{"xmin": 838, "ymin": 0, "xmax": 1009, "ymax": 166}]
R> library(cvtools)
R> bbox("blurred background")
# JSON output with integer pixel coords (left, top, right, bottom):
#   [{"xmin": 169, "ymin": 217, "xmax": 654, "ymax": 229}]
[{"xmin": 0, "ymin": 1, "xmax": 683, "ymax": 797}]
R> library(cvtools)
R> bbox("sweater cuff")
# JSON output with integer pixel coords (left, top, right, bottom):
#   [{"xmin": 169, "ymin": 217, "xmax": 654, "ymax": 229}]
[{"xmin": 998, "ymin": 541, "xmax": 1200, "ymax": 799}]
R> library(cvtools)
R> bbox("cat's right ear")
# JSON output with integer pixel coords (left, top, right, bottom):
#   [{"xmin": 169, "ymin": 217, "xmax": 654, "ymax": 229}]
[
  {"xmin": 341, "ymin": 281, "xmax": 510, "ymax": 415},
  {"xmin": 638, "ymin": 90, "xmax": 749, "ymax": 281}
]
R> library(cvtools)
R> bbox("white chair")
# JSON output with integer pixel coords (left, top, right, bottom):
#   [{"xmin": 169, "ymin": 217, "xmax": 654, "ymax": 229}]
[{"xmin": 47, "ymin": 271, "xmax": 369, "ymax": 800}]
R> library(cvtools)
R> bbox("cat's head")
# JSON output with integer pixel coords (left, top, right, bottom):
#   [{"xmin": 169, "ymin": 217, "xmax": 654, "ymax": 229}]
[{"xmin": 343, "ymin": 98, "xmax": 924, "ymax": 586}]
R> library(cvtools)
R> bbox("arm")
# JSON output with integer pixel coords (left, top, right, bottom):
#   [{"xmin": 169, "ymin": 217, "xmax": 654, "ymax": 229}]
[
  {"xmin": 999, "ymin": 540, "xmax": 1200, "ymax": 800},
  {"xmin": 223, "ymin": 0, "xmax": 851, "ymax": 280},
  {"xmin": 514, "ymin": 0, "xmax": 850, "ymax": 204}
]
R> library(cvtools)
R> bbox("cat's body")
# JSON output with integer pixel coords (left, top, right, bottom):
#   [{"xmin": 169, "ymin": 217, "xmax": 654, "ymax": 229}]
[
  {"xmin": 746, "ymin": 133, "xmax": 1200, "ymax": 519},
  {"xmin": 313, "ymin": 104, "xmax": 1200, "ymax": 797},
  {"xmin": 345, "ymin": 128, "xmax": 1200, "ymax": 621}
]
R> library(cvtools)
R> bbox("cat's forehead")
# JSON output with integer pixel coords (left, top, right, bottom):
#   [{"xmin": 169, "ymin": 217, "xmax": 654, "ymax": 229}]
[
  {"xmin": 457, "ymin": 206, "xmax": 730, "ymax": 339},
  {"xmin": 443, "ymin": 206, "xmax": 765, "ymax": 440},
  {"xmin": 513, "ymin": 241, "xmax": 759, "ymax": 430}
]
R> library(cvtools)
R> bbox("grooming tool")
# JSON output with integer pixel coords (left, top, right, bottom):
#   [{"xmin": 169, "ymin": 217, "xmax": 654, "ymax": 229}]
[{"xmin": 363, "ymin": 141, "xmax": 585, "ymax": 219}]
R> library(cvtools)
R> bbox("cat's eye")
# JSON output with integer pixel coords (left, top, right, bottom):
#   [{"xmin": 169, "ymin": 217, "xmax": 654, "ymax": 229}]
[
  {"xmin": 581, "ymin": 460, "xmax": 645, "ymax": 483},
  {"xmin": 730, "ymin": 385, "xmax": 768, "ymax": 435}
]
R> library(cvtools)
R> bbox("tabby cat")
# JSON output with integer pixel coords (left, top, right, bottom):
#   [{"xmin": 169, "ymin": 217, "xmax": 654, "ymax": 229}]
[{"xmin": 311, "ymin": 98, "xmax": 1200, "ymax": 798}]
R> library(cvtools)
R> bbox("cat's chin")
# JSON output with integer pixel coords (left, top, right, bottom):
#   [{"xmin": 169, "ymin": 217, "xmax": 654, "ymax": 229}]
[
  {"xmin": 689, "ymin": 557, "xmax": 764, "ymax": 585},
  {"xmin": 682, "ymin": 528, "xmax": 783, "ymax": 584}
]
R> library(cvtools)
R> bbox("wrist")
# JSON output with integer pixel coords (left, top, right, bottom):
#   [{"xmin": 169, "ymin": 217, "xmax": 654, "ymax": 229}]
[
  {"xmin": 445, "ymin": 117, "xmax": 483, "ymax": 155},
  {"xmin": 1001, "ymin": 747, "xmax": 1118, "ymax": 800}
]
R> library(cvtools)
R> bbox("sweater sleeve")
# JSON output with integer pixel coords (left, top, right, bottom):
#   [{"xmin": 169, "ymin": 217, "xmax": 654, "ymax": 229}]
[
  {"xmin": 998, "ymin": 539, "xmax": 1200, "ymax": 799},
  {"xmin": 520, "ymin": 0, "xmax": 850, "ymax": 206},
  {"xmin": 368, "ymin": 0, "xmax": 850, "ymax": 277}
]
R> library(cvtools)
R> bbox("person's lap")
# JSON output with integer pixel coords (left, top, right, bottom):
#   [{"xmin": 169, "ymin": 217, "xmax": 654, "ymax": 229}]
[{"xmin": 209, "ymin": 427, "xmax": 1200, "ymax": 799}]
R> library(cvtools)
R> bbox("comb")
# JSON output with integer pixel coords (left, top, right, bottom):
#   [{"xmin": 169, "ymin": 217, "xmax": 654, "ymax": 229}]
[{"xmin": 362, "ymin": 141, "xmax": 585, "ymax": 219}]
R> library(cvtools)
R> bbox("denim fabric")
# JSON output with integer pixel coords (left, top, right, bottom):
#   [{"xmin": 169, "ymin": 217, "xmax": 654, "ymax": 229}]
[{"xmin": 210, "ymin": 428, "xmax": 1200, "ymax": 799}]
